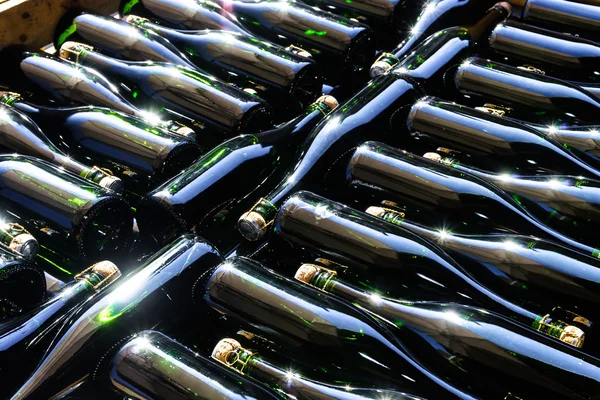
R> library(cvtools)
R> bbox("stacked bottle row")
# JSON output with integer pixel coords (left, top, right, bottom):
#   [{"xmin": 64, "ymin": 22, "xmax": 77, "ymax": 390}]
[{"xmin": 1, "ymin": 0, "xmax": 600, "ymax": 398}]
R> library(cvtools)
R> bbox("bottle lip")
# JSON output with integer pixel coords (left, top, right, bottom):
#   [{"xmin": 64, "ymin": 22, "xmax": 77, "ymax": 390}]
[
  {"xmin": 74, "ymin": 260, "xmax": 121, "ymax": 290},
  {"xmin": 294, "ymin": 264, "xmax": 322, "ymax": 284},
  {"xmin": 123, "ymin": 14, "xmax": 150, "ymax": 25},
  {"xmin": 211, "ymin": 338, "xmax": 243, "ymax": 365},
  {"xmin": 238, "ymin": 211, "xmax": 268, "ymax": 241},
  {"xmin": 0, "ymin": 91, "xmax": 24, "ymax": 105},
  {"xmin": 9, "ymin": 233, "xmax": 39, "ymax": 260},
  {"xmin": 314, "ymin": 95, "xmax": 339, "ymax": 112},
  {"xmin": 59, "ymin": 41, "xmax": 94, "ymax": 63},
  {"xmin": 99, "ymin": 175, "xmax": 125, "ymax": 194}
]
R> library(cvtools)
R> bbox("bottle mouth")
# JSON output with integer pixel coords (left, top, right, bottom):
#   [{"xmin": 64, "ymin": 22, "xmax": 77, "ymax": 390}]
[
  {"xmin": 164, "ymin": 120, "xmax": 197, "ymax": 140},
  {"xmin": 237, "ymin": 211, "xmax": 267, "ymax": 241},
  {"xmin": 9, "ymin": 233, "xmax": 39, "ymax": 259},
  {"xmin": 99, "ymin": 175, "xmax": 125, "ymax": 194},
  {"xmin": 59, "ymin": 41, "xmax": 95, "ymax": 63},
  {"xmin": 211, "ymin": 338, "xmax": 243, "ymax": 365},
  {"xmin": 75, "ymin": 260, "xmax": 121, "ymax": 290},
  {"xmin": 123, "ymin": 14, "xmax": 149, "ymax": 25},
  {"xmin": 79, "ymin": 197, "xmax": 133, "ymax": 260},
  {"xmin": 294, "ymin": 263, "xmax": 321, "ymax": 284}
]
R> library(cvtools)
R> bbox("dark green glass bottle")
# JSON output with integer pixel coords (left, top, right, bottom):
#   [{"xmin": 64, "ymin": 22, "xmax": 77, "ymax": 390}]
[
  {"xmin": 119, "ymin": 0, "xmax": 375, "ymax": 86},
  {"xmin": 486, "ymin": 20, "xmax": 600, "ymax": 82},
  {"xmin": 0, "ymin": 244, "xmax": 45, "ymax": 312},
  {"xmin": 211, "ymin": 337, "xmax": 425, "ymax": 399},
  {"xmin": 1, "ymin": 92, "xmax": 203, "ymax": 197},
  {"xmin": 272, "ymin": 191, "xmax": 593, "ymax": 345},
  {"xmin": 347, "ymin": 142, "xmax": 600, "ymax": 255},
  {"xmin": 0, "ymin": 261, "xmax": 121, "ymax": 399},
  {"xmin": 137, "ymin": 95, "xmax": 338, "ymax": 250},
  {"xmin": 406, "ymin": 97, "xmax": 600, "ymax": 176},
  {"xmin": 203, "ymin": 256, "xmax": 479, "ymax": 399},
  {"xmin": 0, "ymin": 154, "xmax": 133, "ymax": 280},
  {"xmin": 0, "ymin": 103, "xmax": 123, "ymax": 193},
  {"xmin": 4, "ymin": 51, "xmax": 198, "ymax": 138},
  {"xmin": 59, "ymin": 41, "xmax": 274, "ymax": 137},
  {"xmin": 370, "ymin": 1, "xmax": 508, "ymax": 77},
  {"xmin": 454, "ymin": 57, "xmax": 600, "ymax": 124},
  {"xmin": 109, "ymin": 330, "xmax": 283, "ymax": 400},
  {"xmin": 294, "ymin": 262, "xmax": 600, "ymax": 399},
  {"xmin": 11, "ymin": 234, "xmax": 223, "ymax": 400}
]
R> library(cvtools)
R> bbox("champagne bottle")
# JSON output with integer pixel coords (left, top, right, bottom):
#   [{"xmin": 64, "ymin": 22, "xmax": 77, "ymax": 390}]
[
  {"xmin": 11, "ymin": 234, "xmax": 223, "ymax": 400},
  {"xmin": 4, "ymin": 51, "xmax": 198, "ymax": 138},
  {"xmin": 406, "ymin": 97, "xmax": 600, "ymax": 176},
  {"xmin": 530, "ymin": 123, "xmax": 600, "ymax": 159},
  {"xmin": 486, "ymin": 20, "xmax": 600, "ymax": 82},
  {"xmin": 347, "ymin": 142, "xmax": 600, "ymax": 255},
  {"xmin": 0, "ymin": 261, "xmax": 121, "ymax": 399},
  {"xmin": 212, "ymin": 337, "xmax": 425, "ymax": 400},
  {"xmin": 512, "ymin": 0, "xmax": 600, "ymax": 40},
  {"xmin": 109, "ymin": 331, "xmax": 282, "ymax": 400},
  {"xmin": 365, "ymin": 203, "xmax": 600, "ymax": 322},
  {"xmin": 236, "ymin": 4, "xmax": 510, "ymax": 241},
  {"xmin": 119, "ymin": 0, "xmax": 375, "ymax": 85},
  {"xmin": 0, "ymin": 245, "xmax": 46, "ymax": 312},
  {"xmin": 0, "ymin": 155, "xmax": 133, "ymax": 279},
  {"xmin": 55, "ymin": 13, "xmax": 322, "ymax": 119},
  {"xmin": 422, "ymin": 150, "xmax": 600, "ymax": 249},
  {"xmin": 369, "ymin": 0, "xmax": 500, "ymax": 77},
  {"xmin": 371, "ymin": 3, "xmax": 510, "ymax": 85},
  {"xmin": 59, "ymin": 41, "xmax": 274, "ymax": 137},
  {"xmin": 137, "ymin": 95, "xmax": 338, "ymax": 249},
  {"xmin": 273, "ymin": 191, "xmax": 594, "ymax": 343},
  {"xmin": 454, "ymin": 57, "xmax": 600, "ymax": 124},
  {"xmin": 295, "ymin": 263, "xmax": 600, "ymax": 399},
  {"xmin": 0, "ymin": 220, "xmax": 38, "ymax": 259},
  {"xmin": 0, "ymin": 104, "xmax": 123, "ymax": 193},
  {"xmin": 203, "ymin": 256, "xmax": 479, "ymax": 399},
  {"xmin": 1, "ymin": 92, "xmax": 203, "ymax": 196}
]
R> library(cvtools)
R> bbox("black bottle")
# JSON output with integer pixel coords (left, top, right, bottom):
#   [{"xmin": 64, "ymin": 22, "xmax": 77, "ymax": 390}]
[
  {"xmin": 109, "ymin": 330, "xmax": 282, "ymax": 400},
  {"xmin": 421, "ymin": 149, "xmax": 600, "ymax": 249},
  {"xmin": 59, "ymin": 41, "xmax": 274, "ymax": 137},
  {"xmin": 235, "ymin": 4, "xmax": 510, "ymax": 242},
  {"xmin": 137, "ymin": 95, "xmax": 338, "ymax": 250},
  {"xmin": 3, "ymin": 51, "xmax": 198, "ymax": 138},
  {"xmin": 514, "ymin": 0, "xmax": 600, "ymax": 40},
  {"xmin": 486, "ymin": 20, "xmax": 600, "ymax": 82},
  {"xmin": 0, "ymin": 103, "xmax": 123, "ymax": 193},
  {"xmin": 294, "ymin": 262, "xmax": 600, "ymax": 400},
  {"xmin": 0, "ymin": 245, "xmax": 46, "ymax": 312},
  {"xmin": 0, "ymin": 219, "xmax": 38, "ymax": 260},
  {"xmin": 11, "ymin": 234, "xmax": 223, "ymax": 400},
  {"xmin": 0, "ymin": 261, "xmax": 121, "ymax": 399},
  {"xmin": 55, "ymin": 13, "xmax": 322, "ymax": 119},
  {"xmin": 203, "ymin": 256, "xmax": 479, "ymax": 399},
  {"xmin": 273, "ymin": 191, "xmax": 594, "ymax": 346},
  {"xmin": 369, "ymin": 0, "xmax": 499, "ymax": 77},
  {"xmin": 371, "ymin": 3, "xmax": 510, "ymax": 86},
  {"xmin": 347, "ymin": 142, "xmax": 600, "ymax": 256},
  {"xmin": 211, "ymin": 337, "xmax": 425, "ymax": 400},
  {"xmin": 365, "ymin": 203, "xmax": 600, "ymax": 325},
  {"xmin": 406, "ymin": 97, "xmax": 600, "ymax": 177},
  {"xmin": 454, "ymin": 57, "xmax": 600, "ymax": 124},
  {"xmin": 528, "ymin": 122, "xmax": 600, "ymax": 160},
  {"xmin": 1, "ymin": 92, "xmax": 203, "ymax": 197},
  {"xmin": 0, "ymin": 155, "xmax": 133, "ymax": 280},
  {"xmin": 119, "ymin": 0, "xmax": 375, "ymax": 86}
]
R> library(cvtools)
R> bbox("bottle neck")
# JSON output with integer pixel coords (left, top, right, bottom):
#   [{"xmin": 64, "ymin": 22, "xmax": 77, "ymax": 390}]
[
  {"xmin": 466, "ymin": 3, "xmax": 511, "ymax": 41},
  {"xmin": 61, "ymin": 44, "xmax": 132, "ymax": 78}
]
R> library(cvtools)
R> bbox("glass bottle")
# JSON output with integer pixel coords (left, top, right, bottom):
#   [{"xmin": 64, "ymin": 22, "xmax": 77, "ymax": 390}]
[
  {"xmin": 11, "ymin": 234, "xmax": 223, "ymax": 400},
  {"xmin": 59, "ymin": 41, "xmax": 274, "ymax": 137},
  {"xmin": 0, "ymin": 244, "xmax": 46, "ymax": 312},
  {"xmin": 0, "ymin": 261, "xmax": 121, "ymax": 399},
  {"xmin": 1, "ymin": 92, "xmax": 203, "ymax": 197},
  {"xmin": 0, "ymin": 154, "xmax": 133, "ymax": 280}
]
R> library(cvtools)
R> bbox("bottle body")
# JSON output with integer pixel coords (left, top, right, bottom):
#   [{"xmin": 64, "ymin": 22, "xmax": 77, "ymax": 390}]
[
  {"xmin": 60, "ymin": 43, "xmax": 274, "ymax": 137},
  {"xmin": 454, "ymin": 57, "xmax": 600, "ymax": 124},
  {"xmin": 0, "ymin": 262, "xmax": 120, "ymax": 399},
  {"xmin": 0, "ymin": 155, "xmax": 133, "ymax": 279},
  {"xmin": 126, "ymin": 17, "xmax": 324, "ymax": 118},
  {"xmin": 119, "ymin": 0, "xmax": 375, "ymax": 86},
  {"xmin": 296, "ymin": 263, "xmax": 600, "ymax": 399},
  {"xmin": 520, "ymin": 0, "xmax": 600, "ymax": 40},
  {"xmin": 2, "ymin": 96, "xmax": 203, "ymax": 196},
  {"xmin": 12, "ymin": 234, "xmax": 223, "ymax": 400},
  {"xmin": 204, "ymin": 256, "xmax": 478, "ymax": 399},
  {"xmin": 109, "ymin": 331, "xmax": 280, "ymax": 400}
]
